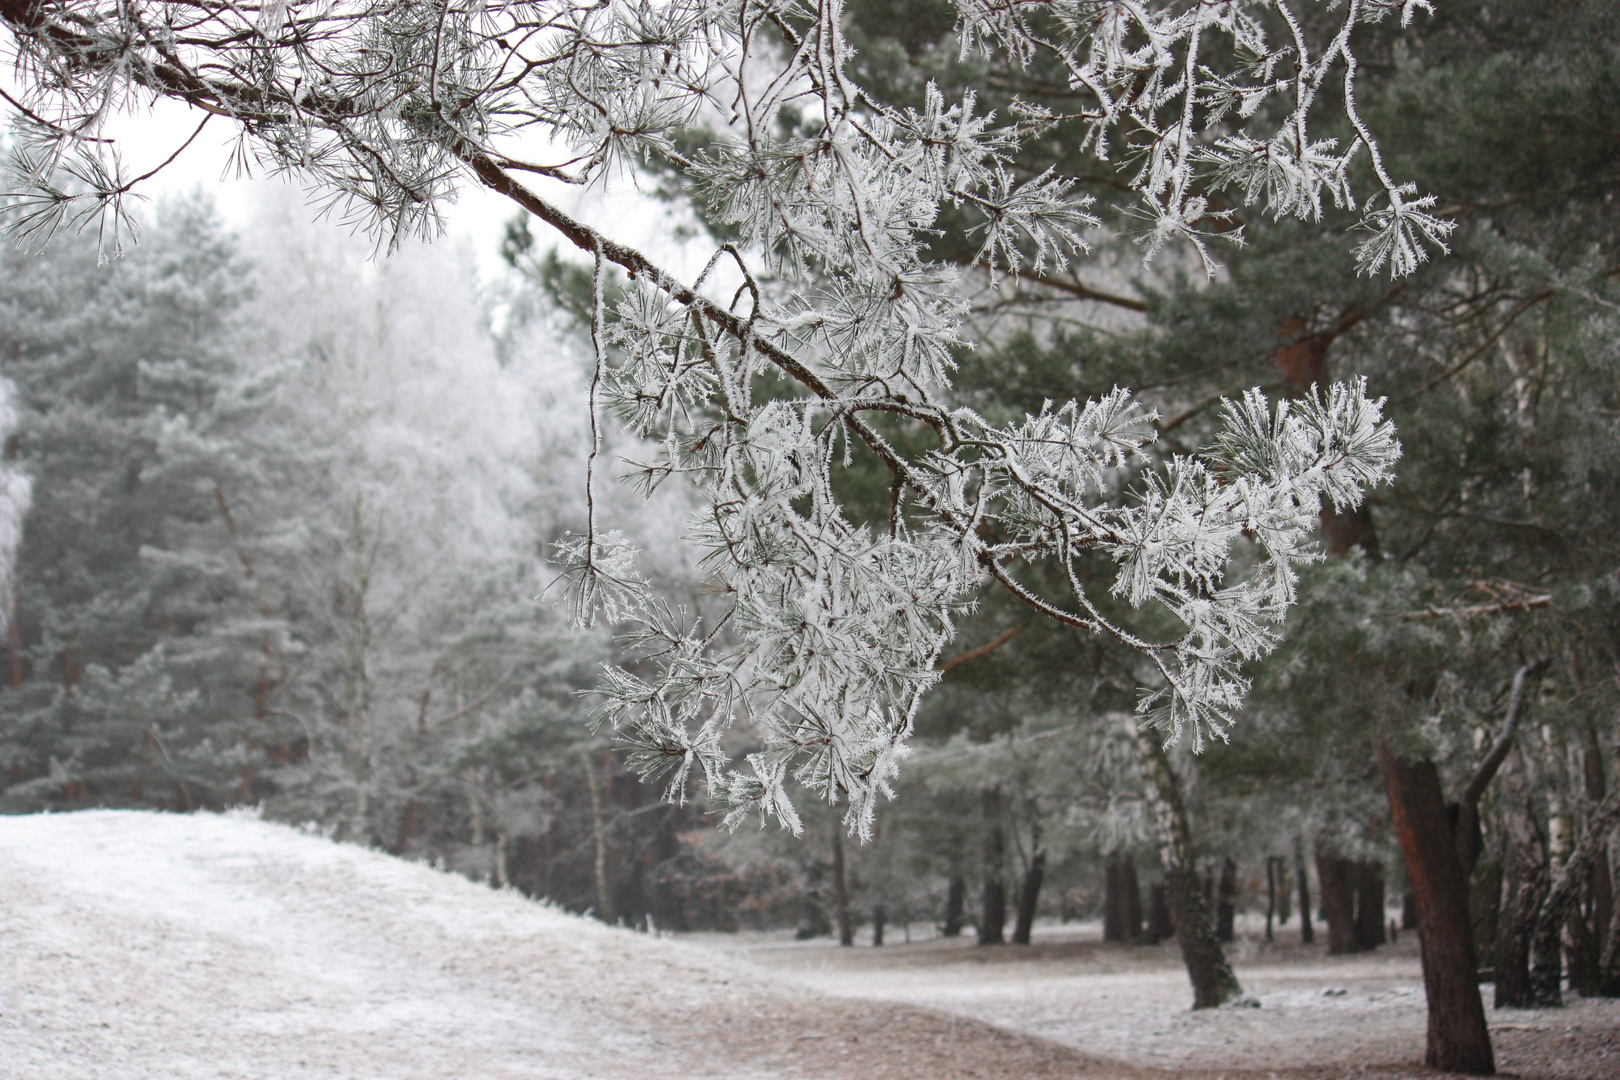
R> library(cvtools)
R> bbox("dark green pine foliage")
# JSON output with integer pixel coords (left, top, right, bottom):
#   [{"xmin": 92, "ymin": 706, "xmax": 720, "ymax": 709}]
[{"xmin": 0, "ymin": 197, "xmax": 307, "ymax": 812}]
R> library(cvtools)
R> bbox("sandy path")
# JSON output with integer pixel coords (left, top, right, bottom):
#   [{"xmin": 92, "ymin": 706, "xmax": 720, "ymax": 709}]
[{"xmin": 708, "ymin": 924, "xmax": 1620, "ymax": 1078}]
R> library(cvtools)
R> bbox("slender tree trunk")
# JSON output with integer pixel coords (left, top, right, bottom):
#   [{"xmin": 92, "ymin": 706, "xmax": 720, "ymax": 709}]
[
  {"xmin": 1496, "ymin": 745, "xmax": 1549, "ymax": 1007},
  {"xmin": 1583, "ymin": 722, "xmax": 1612, "ymax": 973},
  {"xmin": 1316, "ymin": 847, "xmax": 1360, "ymax": 955},
  {"xmin": 979, "ymin": 789, "xmax": 1006, "ymax": 946},
  {"xmin": 831, "ymin": 824, "xmax": 853, "ymax": 947},
  {"xmin": 1104, "ymin": 855, "xmax": 1126, "ymax": 943},
  {"xmin": 1601, "ymin": 840, "xmax": 1620, "ymax": 995},
  {"xmin": 1531, "ymin": 778, "xmax": 1620, "ymax": 1005},
  {"xmin": 942, "ymin": 875, "xmax": 966, "ymax": 937},
  {"xmin": 1295, "ymin": 837, "xmax": 1315, "ymax": 945},
  {"xmin": 1012, "ymin": 850, "xmax": 1044, "ymax": 945},
  {"xmin": 1266, "ymin": 856, "xmax": 1278, "ymax": 942},
  {"xmin": 1215, "ymin": 857, "xmax": 1237, "ymax": 943},
  {"xmin": 872, "ymin": 903, "xmax": 885, "ymax": 947},
  {"xmin": 1136, "ymin": 727, "xmax": 1242, "ymax": 1007},
  {"xmin": 1379, "ymin": 743, "xmax": 1495, "ymax": 1075},
  {"xmin": 583, "ymin": 747, "xmax": 613, "ymax": 923},
  {"xmin": 1146, "ymin": 882, "xmax": 1174, "ymax": 944},
  {"xmin": 1355, "ymin": 859, "xmax": 1387, "ymax": 950},
  {"xmin": 797, "ymin": 860, "xmax": 827, "ymax": 940},
  {"xmin": 1124, "ymin": 854, "xmax": 1143, "ymax": 941}
]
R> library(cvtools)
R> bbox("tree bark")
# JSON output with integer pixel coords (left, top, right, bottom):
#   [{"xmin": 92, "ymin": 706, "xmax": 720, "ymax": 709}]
[
  {"xmin": 1265, "ymin": 856, "xmax": 1278, "ymax": 942},
  {"xmin": 1295, "ymin": 837, "xmax": 1315, "ymax": 945},
  {"xmin": 1012, "ymin": 850, "xmax": 1044, "ymax": 945},
  {"xmin": 583, "ymin": 748, "xmax": 613, "ymax": 923},
  {"xmin": 831, "ymin": 824, "xmax": 853, "ymax": 947},
  {"xmin": 1380, "ymin": 743, "xmax": 1495, "ymax": 1075},
  {"xmin": 1355, "ymin": 859, "xmax": 1387, "ymax": 951},
  {"xmin": 1316, "ymin": 847, "xmax": 1360, "ymax": 955},
  {"xmin": 1146, "ymin": 882, "xmax": 1174, "ymax": 944},
  {"xmin": 797, "ymin": 860, "xmax": 828, "ymax": 940},
  {"xmin": 1124, "ymin": 854, "xmax": 1143, "ymax": 942},
  {"xmin": 1530, "ymin": 778, "xmax": 1620, "ymax": 1005},
  {"xmin": 1136, "ymin": 728, "xmax": 1242, "ymax": 1007},
  {"xmin": 979, "ymin": 789, "xmax": 1007, "ymax": 946},
  {"xmin": 1601, "ymin": 841, "xmax": 1620, "ymax": 996},
  {"xmin": 1104, "ymin": 855, "xmax": 1126, "ymax": 943},
  {"xmin": 942, "ymin": 875, "xmax": 966, "ymax": 937}
]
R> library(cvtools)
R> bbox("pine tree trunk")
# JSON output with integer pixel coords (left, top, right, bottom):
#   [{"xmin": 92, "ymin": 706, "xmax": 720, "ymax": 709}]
[
  {"xmin": 1012, "ymin": 850, "xmax": 1044, "ymax": 945},
  {"xmin": 872, "ymin": 903, "xmax": 885, "ymax": 947},
  {"xmin": 1124, "ymin": 855, "xmax": 1143, "ymax": 941},
  {"xmin": 583, "ymin": 747, "xmax": 613, "ymax": 923},
  {"xmin": 1530, "ymin": 779, "xmax": 1620, "ymax": 1005},
  {"xmin": 979, "ymin": 789, "xmax": 1007, "ymax": 946},
  {"xmin": 1355, "ymin": 859, "xmax": 1386, "ymax": 950},
  {"xmin": 831, "ymin": 824, "xmax": 853, "ymax": 947},
  {"xmin": 1136, "ymin": 728, "xmax": 1242, "ymax": 1007},
  {"xmin": 1295, "ymin": 837, "xmax": 1315, "ymax": 945},
  {"xmin": 1601, "ymin": 845, "xmax": 1620, "ymax": 996},
  {"xmin": 1104, "ymin": 854, "xmax": 1126, "ymax": 943},
  {"xmin": 1216, "ymin": 857, "xmax": 1237, "ymax": 943},
  {"xmin": 1265, "ymin": 856, "xmax": 1277, "ymax": 942},
  {"xmin": 1316, "ymin": 848, "xmax": 1360, "ymax": 955},
  {"xmin": 1379, "ymin": 743, "xmax": 1495, "ymax": 1075},
  {"xmin": 797, "ymin": 860, "xmax": 827, "ymax": 940},
  {"xmin": 942, "ymin": 875, "xmax": 966, "ymax": 938},
  {"xmin": 1146, "ymin": 882, "xmax": 1174, "ymax": 944},
  {"xmin": 1278, "ymin": 855, "xmax": 1293, "ymax": 924}
]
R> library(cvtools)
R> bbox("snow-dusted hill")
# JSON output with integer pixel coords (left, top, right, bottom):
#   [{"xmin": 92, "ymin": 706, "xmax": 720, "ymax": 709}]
[
  {"xmin": 0, "ymin": 805, "xmax": 1026, "ymax": 1080},
  {"xmin": 0, "ymin": 811, "xmax": 1097, "ymax": 1080},
  {"xmin": 0, "ymin": 810, "xmax": 715, "ymax": 1078}
]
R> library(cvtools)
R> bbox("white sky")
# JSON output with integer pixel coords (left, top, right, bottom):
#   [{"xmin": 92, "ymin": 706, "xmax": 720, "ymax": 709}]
[{"xmin": 16, "ymin": 90, "xmax": 715, "ymax": 290}]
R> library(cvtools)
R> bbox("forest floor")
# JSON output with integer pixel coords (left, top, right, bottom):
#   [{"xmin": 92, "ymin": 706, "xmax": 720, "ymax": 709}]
[
  {"xmin": 697, "ymin": 919, "xmax": 1620, "ymax": 1079},
  {"xmin": 0, "ymin": 811, "xmax": 1613, "ymax": 1080}
]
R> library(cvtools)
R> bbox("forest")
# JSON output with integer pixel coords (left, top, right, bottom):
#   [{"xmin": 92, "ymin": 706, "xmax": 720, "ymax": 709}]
[{"xmin": 1, "ymin": 0, "xmax": 1618, "ymax": 1077}]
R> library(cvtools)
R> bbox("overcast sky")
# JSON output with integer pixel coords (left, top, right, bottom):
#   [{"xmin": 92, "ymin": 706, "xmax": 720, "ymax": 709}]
[{"xmin": 7, "ymin": 85, "xmax": 712, "ymax": 288}]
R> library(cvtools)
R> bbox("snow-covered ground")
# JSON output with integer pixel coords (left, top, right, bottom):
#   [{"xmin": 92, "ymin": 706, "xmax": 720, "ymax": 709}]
[
  {"xmin": 0, "ymin": 811, "xmax": 1090, "ymax": 1080},
  {"xmin": 3, "ymin": 811, "xmax": 1615, "ymax": 1080}
]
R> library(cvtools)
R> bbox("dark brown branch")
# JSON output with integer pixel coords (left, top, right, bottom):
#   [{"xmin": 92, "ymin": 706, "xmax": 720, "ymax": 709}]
[{"xmin": 940, "ymin": 623, "xmax": 1025, "ymax": 674}]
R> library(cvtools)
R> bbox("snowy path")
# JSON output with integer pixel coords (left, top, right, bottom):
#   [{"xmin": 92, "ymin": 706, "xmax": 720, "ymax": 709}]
[{"xmin": 0, "ymin": 811, "xmax": 1099, "ymax": 1080}]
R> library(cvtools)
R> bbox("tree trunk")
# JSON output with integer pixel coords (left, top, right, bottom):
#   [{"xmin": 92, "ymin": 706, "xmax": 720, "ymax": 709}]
[
  {"xmin": 942, "ymin": 875, "xmax": 966, "ymax": 937},
  {"xmin": 1355, "ymin": 859, "xmax": 1386, "ymax": 951},
  {"xmin": 872, "ymin": 903, "xmax": 885, "ymax": 947},
  {"xmin": 797, "ymin": 860, "xmax": 828, "ymax": 940},
  {"xmin": 1146, "ymin": 882, "xmax": 1174, "ymax": 944},
  {"xmin": 1601, "ymin": 842, "xmax": 1620, "ymax": 996},
  {"xmin": 1104, "ymin": 855, "xmax": 1126, "ymax": 943},
  {"xmin": 1295, "ymin": 837, "xmax": 1315, "ymax": 945},
  {"xmin": 1215, "ymin": 857, "xmax": 1237, "ymax": 943},
  {"xmin": 1316, "ymin": 847, "xmax": 1360, "ymax": 955},
  {"xmin": 1530, "ymin": 778, "xmax": 1620, "ymax": 1006},
  {"xmin": 1124, "ymin": 855, "xmax": 1143, "ymax": 942},
  {"xmin": 1012, "ymin": 850, "xmax": 1044, "ymax": 945},
  {"xmin": 1136, "ymin": 727, "xmax": 1242, "ymax": 1007},
  {"xmin": 1380, "ymin": 743, "xmax": 1495, "ymax": 1075},
  {"xmin": 831, "ymin": 824, "xmax": 853, "ymax": 947},
  {"xmin": 1496, "ymin": 747, "xmax": 1549, "ymax": 1008},
  {"xmin": 1265, "ymin": 857, "xmax": 1278, "ymax": 942},
  {"xmin": 583, "ymin": 748, "xmax": 613, "ymax": 923},
  {"xmin": 1470, "ymin": 859, "xmax": 1504, "ymax": 971},
  {"xmin": 979, "ymin": 789, "xmax": 1007, "ymax": 946}
]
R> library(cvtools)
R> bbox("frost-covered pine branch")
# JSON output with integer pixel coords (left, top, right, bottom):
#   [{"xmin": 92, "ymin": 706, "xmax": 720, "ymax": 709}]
[{"xmin": 3, "ymin": 0, "xmax": 1410, "ymax": 835}]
